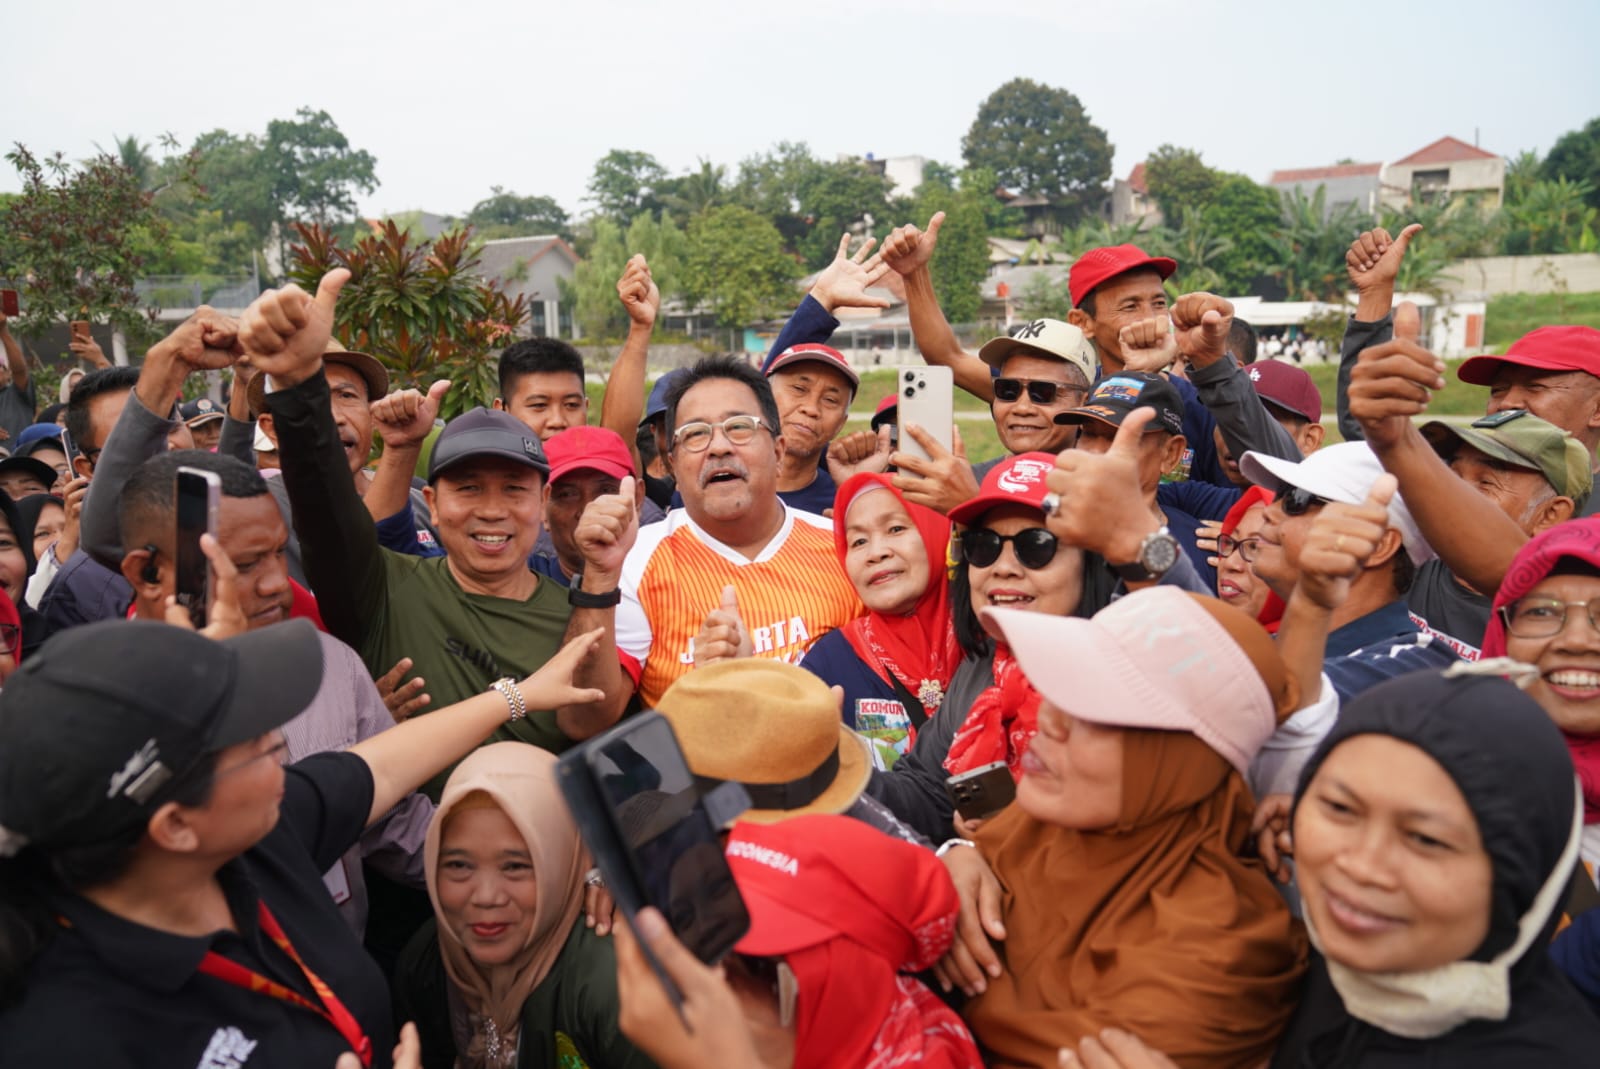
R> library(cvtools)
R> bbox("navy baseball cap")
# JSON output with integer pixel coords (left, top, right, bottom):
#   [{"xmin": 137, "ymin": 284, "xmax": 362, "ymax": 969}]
[
  {"xmin": 643, "ymin": 369, "xmax": 688, "ymax": 426},
  {"xmin": 428, "ymin": 407, "xmax": 549, "ymax": 483}
]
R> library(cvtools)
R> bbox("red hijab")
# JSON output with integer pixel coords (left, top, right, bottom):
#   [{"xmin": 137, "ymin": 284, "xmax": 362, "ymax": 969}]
[
  {"xmin": 0, "ymin": 588, "xmax": 20, "ymax": 665},
  {"xmin": 1482, "ymin": 517, "xmax": 1600, "ymax": 823},
  {"xmin": 831, "ymin": 474, "xmax": 961, "ymax": 724},
  {"xmin": 1220, "ymin": 487, "xmax": 1285, "ymax": 632}
]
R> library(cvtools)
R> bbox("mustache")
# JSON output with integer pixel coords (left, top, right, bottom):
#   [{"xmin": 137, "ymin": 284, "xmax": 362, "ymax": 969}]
[{"xmin": 699, "ymin": 460, "xmax": 750, "ymax": 488}]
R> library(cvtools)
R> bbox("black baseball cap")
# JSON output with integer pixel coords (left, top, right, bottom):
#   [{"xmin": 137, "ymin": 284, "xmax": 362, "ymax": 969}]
[
  {"xmin": 0, "ymin": 619, "xmax": 324, "ymax": 853},
  {"xmin": 1053, "ymin": 372, "xmax": 1185, "ymax": 435},
  {"xmin": 427, "ymin": 406, "xmax": 550, "ymax": 483}
]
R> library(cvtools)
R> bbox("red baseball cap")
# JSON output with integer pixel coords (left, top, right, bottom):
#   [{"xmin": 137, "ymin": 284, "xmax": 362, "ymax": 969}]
[
  {"xmin": 870, "ymin": 394, "xmax": 897, "ymax": 432},
  {"xmin": 947, "ymin": 452, "xmax": 1056, "ymax": 526},
  {"xmin": 1068, "ymin": 244, "xmax": 1177, "ymax": 308},
  {"xmin": 1247, "ymin": 360, "xmax": 1322, "ymax": 423},
  {"xmin": 766, "ymin": 343, "xmax": 860, "ymax": 392},
  {"xmin": 1456, "ymin": 325, "xmax": 1600, "ymax": 386},
  {"xmin": 543, "ymin": 425, "xmax": 636, "ymax": 484}
]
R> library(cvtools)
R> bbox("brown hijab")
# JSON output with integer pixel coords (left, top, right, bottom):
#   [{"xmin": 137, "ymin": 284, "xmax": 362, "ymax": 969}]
[
  {"xmin": 967, "ymin": 729, "xmax": 1308, "ymax": 1069},
  {"xmin": 424, "ymin": 742, "xmax": 589, "ymax": 1069}
]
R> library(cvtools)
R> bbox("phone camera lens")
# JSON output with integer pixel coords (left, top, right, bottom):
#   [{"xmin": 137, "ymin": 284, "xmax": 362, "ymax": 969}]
[
  {"xmin": 905, "ymin": 387, "xmax": 916, "ymax": 398},
  {"xmin": 904, "ymin": 371, "xmax": 915, "ymax": 382}
]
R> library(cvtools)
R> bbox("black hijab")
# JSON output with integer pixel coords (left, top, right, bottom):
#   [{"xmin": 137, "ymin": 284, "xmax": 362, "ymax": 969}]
[
  {"xmin": 10, "ymin": 494, "xmax": 62, "ymax": 567},
  {"xmin": 1273, "ymin": 670, "xmax": 1600, "ymax": 1067}
]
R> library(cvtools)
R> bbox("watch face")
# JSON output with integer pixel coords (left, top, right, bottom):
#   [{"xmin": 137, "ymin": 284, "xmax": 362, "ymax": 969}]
[{"xmin": 1142, "ymin": 533, "xmax": 1181, "ymax": 574}]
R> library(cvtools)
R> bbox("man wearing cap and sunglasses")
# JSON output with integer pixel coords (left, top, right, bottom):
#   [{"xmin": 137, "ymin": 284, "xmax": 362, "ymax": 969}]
[{"xmin": 236, "ymin": 272, "xmax": 629, "ymax": 794}]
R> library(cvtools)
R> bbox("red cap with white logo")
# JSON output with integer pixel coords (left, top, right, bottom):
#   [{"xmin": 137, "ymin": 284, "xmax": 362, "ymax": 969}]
[{"xmin": 947, "ymin": 452, "xmax": 1057, "ymax": 526}]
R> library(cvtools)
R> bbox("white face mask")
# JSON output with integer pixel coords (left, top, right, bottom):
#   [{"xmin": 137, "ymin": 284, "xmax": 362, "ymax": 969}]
[{"xmin": 1307, "ymin": 777, "xmax": 1583, "ymax": 1040}]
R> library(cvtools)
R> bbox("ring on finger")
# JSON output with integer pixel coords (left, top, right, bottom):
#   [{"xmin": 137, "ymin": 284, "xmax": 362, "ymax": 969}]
[
  {"xmin": 1334, "ymin": 535, "xmax": 1347, "ymax": 553},
  {"xmin": 1041, "ymin": 492, "xmax": 1062, "ymax": 517},
  {"xmin": 585, "ymin": 867, "xmax": 604, "ymax": 888}
]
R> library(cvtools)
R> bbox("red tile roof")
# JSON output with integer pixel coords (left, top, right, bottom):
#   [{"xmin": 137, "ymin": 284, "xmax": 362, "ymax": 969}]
[
  {"xmin": 1269, "ymin": 162, "xmax": 1382, "ymax": 184},
  {"xmin": 1128, "ymin": 161, "xmax": 1148, "ymax": 194},
  {"xmin": 1393, "ymin": 136, "xmax": 1498, "ymax": 165}
]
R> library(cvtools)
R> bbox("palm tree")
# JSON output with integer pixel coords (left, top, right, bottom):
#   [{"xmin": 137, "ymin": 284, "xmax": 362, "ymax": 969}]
[
  {"xmin": 661, "ymin": 158, "xmax": 727, "ymax": 220},
  {"xmin": 1265, "ymin": 187, "xmax": 1365, "ymax": 302},
  {"xmin": 93, "ymin": 135, "xmax": 157, "ymax": 190},
  {"xmin": 1160, "ymin": 207, "xmax": 1233, "ymax": 293},
  {"xmin": 1505, "ymin": 177, "xmax": 1598, "ymax": 254}
]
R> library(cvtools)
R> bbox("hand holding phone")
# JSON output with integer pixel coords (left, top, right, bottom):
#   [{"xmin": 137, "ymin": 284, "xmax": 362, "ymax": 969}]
[
  {"xmin": 897, "ymin": 366, "xmax": 954, "ymax": 464},
  {"xmin": 175, "ymin": 467, "xmax": 221, "ymax": 628},
  {"xmin": 945, "ymin": 761, "xmax": 1016, "ymax": 822}
]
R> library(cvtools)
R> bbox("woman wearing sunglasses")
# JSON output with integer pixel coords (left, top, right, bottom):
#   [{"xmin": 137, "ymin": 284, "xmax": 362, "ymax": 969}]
[{"xmin": 801, "ymin": 473, "xmax": 963, "ymax": 767}]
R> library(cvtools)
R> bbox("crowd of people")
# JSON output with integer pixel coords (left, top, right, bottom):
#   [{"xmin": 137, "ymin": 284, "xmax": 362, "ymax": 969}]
[{"xmin": 1, "ymin": 211, "xmax": 1600, "ymax": 1069}]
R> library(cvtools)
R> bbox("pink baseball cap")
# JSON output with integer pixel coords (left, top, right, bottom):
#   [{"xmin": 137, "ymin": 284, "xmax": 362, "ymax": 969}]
[
  {"xmin": 1456, "ymin": 325, "xmax": 1600, "ymax": 386},
  {"xmin": 766, "ymin": 343, "xmax": 860, "ymax": 392},
  {"xmin": 1068, "ymin": 244, "xmax": 1177, "ymax": 308},
  {"xmin": 982, "ymin": 587, "xmax": 1292, "ymax": 777},
  {"xmin": 946, "ymin": 452, "xmax": 1056, "ymax": 526},
  {"xmin": 543, "ymin": 425, "xmax": 636, "ymax": 484}
]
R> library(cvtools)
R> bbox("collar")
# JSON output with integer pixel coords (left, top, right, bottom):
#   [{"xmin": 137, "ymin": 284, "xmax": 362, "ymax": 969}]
[
  {"xmin": 52, "ymin": 861, "xmax": 263, "ymax": 995},
  {"xmin": 680, "ymin": 502, "xmax": 798, "ymax": 566},
  {"xmin": 1326, "ymin": 600, "xmax": 1420, "ymax": 658}
]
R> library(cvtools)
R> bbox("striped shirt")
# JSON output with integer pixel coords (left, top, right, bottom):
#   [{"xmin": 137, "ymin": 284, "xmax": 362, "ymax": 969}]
[{"xmin": 616, "ymin": 505, "xmax": 863, "ymax": 706}]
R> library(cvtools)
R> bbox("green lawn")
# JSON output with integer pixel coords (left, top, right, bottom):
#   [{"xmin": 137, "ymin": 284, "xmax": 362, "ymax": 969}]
[{"xmin": 1485, "ymin": 292, "xmax": 1600, "ymax": 347}]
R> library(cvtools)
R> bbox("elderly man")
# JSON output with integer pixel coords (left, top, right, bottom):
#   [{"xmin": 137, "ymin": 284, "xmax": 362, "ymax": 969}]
[{"xmin": 561, "ymin": 354, "xmax": 862, "ymax": 715}]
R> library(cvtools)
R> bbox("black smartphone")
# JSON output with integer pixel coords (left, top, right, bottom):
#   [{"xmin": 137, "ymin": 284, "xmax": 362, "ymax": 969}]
[
  {"xmin": 60, "ymin": 428, "xmax": 84, "ymax": 479},
  {"xmin": 945, "ymin": 760, "xmax": 1017, "ymax": 821},
  {"xmin": 174, "ymin": 467, "xmax": 221, "ymax": 628},
  {"xmin": 557, "ymin": 712, "xmax": 750, "ymax": 1006}
]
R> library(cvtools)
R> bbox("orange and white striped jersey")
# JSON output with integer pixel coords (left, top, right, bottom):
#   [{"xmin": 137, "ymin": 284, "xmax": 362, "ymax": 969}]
[{"xmin": 616, "ymin": 506, "xmax": 863, "ymax": 707}]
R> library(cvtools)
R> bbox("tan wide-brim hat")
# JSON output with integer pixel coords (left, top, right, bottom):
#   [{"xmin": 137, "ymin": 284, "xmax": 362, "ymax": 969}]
[
  {"xmin": 656, "ymin": 659, "xmax": 870, "ymax": 825},
  {"xmin": 246, "ymin": 340, "xmax": 389, "ymax": 417}
]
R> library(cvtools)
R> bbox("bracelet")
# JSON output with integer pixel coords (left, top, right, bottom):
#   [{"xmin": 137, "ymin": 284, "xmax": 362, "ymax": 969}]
[
  {"xmin": 490, "ymin": 677, "xmax": 526, "ymax": 722},
  {"xmin": 568, "ymin": 584, "xmax": 621, "ymax": 609},
  {"xmin": 935, "ymin": 838, "xmax": 977, "ymax": 858}
]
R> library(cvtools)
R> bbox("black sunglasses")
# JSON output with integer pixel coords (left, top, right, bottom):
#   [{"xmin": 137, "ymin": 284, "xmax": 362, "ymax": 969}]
[
  {"xmin": 992, "ymin": 378, "xmax": 1083, "ymax": 406},
  {"xmin": 958, "ymin": 527, "xmax": 1060, "ymax": 570},
  {"xmin": 1281, "ymin": 487, "xmax": 1331, "ymax": 516}
]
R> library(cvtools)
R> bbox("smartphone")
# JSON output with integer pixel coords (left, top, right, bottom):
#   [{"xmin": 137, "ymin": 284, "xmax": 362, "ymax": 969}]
[
  {"xmin": 897, "ymin": 365, "xmax": 954, "ymax": 463},
  {"xmin": 174, "ymin": 467, "xmax": 221, "ymax": 628},
  {"xmin": 60, "ymin": 428, "xmax": 84, "ymax": 479},
  {"xmin": 0, "ymin": 290, "xmax": 17, "ymax": 318},
  {"xmin": 557, "ymin": 712, "xmax": 750, "ymax": 1005},
  {"xmin": 945, "ymin": 760, "xmax": 1017, "ymax": 821},
  {"xmin": 69, "ymin": 320, "xmax": 90, "ymax": 343}
]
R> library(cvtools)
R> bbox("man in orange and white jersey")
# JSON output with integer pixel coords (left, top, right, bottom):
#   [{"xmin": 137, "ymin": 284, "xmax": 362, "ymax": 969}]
[{"xmin": 552, "ymin": 356, "xmax": 862, "ymax": 718}]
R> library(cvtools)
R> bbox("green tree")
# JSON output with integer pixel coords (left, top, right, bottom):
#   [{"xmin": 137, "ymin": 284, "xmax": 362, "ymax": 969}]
[
  {"xmin": 0, "ymin": 145, "xmax": 169, "ymax": 348},
  {"xmin": 287, "ymin": 221, "xmax": 527, "ymax": 416},
  {"xmin": 1157, "ymin": 207, "xmax": 1232, "ymax": 293},
  {"xmin": 680, "ymin": 205, "xmax": 798, "ymax": 328},
  {"xmin": 913, "ymin": 171, "xmax": 992, "ymax": 323},
  {"xmin": 587, "ymin": 149, "xmax": 668, "ymax": 227},
  {"xmin": 1143, "ymin": 145, "xmax": 1223, "ymax": 221},
  {"xmin": 464, "ymin": 187, "xmax": 571, "ymax": 240},
  {"xmin": 730, "ymin": 141, "xmax": 818, "ymax": 249},
  {"xmin": 1014, "ymin": 272, "xmax": 1073, "ymax": 321},
  {"xmin": 565, "ymin": 213, "xmax": 686, "ymax": 340},
  {"xmin": 1199, "ymin": 174, "xmax": 1282, "ymax": 294},
  {"xmin": 264, "ymin": 108, "xmax": 378, "ymax": 228},
  {"xmin": 1503, "ymin": 177, "xmax": 1598, "ymax": 254},
  {"xmin": 792, "ymin": 158, "xmax": 895, "ymax": 268},
  {"xmin": 1265, "ymin": 187, "xmax": 1366, "ymax": 301},
  {"xmin": 659, "ymin": 158, "xmax": 728, "ymax": 220},
  {"xmin": 1542, "ymin": 117, "xmax": 1600, "ymax": 213},
  {"xmin": 961, "ymin": 78, "xmax": 1112, "ymax": 225}
]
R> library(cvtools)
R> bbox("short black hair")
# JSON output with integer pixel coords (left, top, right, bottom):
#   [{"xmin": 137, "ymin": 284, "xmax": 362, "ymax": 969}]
[
  {"xmin": 498, "ymin": 338, "xmax": 585, "ymax": 399},
  {"xmin": 636, "ymin": 421, "xmax": 659, "ymax": 469},
  {"xmin": 663, "ymin": 356, "xmax": 781, "ymax": 447},
  {"xmin": 65, "ymin": 367, "xmax": 140, "ymax": 450},
  {"xmin": 1392, "ymin": 548, "xmax": 1416, "ymax": 597},
  {"xmin": 117, "ymin": 449, "xmax": 269, "ymax": 552},
  {"xmin": 1229, "ymin": 318, "xmax": 1259, "ymax": 365}
]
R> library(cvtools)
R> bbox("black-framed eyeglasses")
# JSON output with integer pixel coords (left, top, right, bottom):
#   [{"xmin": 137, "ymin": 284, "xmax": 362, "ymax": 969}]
[
  {"xmin": 1281, "ymin": 487, "xmax": 1331, "ymax": 516},
  {"xmin": 671, "ymin": 415, "xmax": 771, "ymax": 454},
  {"xmin": 1217, "ymin": 534, "xmax": 1262, "ymax": 563},
  {"xmin": 958, "ymin": 527, "xmax": 1060, "ymax": 570},
  {"xmin": 1500, "ymin": 596, "xmax": 1600, "ymax": 639},
  {"xmin": 992, "ymin": 378, "xmax": 1085, "ymax": 406}
]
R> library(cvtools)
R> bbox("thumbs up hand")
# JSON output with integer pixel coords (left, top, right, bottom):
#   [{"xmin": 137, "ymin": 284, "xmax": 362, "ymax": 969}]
[
  {"xmin": 238, "ymin": 269, "xmax": 350, "ymax": 387},
  {"xmin": 693, "ymin": 584, "xmax": 753, "ymax": 668},
  {"xmin": 1044, "ymin": 407, "xmax": 1163, "ymax": 567},
  {"xmin": 1347, "ymin": 300, "xmax": 1446, "ymax": 450},
  {"xmin": 1295, "ymin": 474, "xmax": 1399, "ymax": 612},
  {"xmin": 574, "ymin": 475, "xmax": 640, "ymax": 586}
]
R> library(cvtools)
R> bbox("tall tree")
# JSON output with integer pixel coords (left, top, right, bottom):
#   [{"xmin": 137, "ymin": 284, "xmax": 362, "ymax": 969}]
[
  {"xmin": 1503, "ymin": 177, "xmax": 1598, "ymax": 255},
  {"xmin": 1143, "ymin": 145, "xmax": 1224, "ymax": 221},
  {"xmin": 464, "ymin": 187, "xmax": 571, "ymax": 240},
  {"xmin": 961, "ymin": 78, "xmax": 1112, "ymax": 225},
  {"xmin": 0, "ymin": 145, "xmax": 169, "ymax": 348},
  {"xmin": 659, "ymin": 158, "xmax": 728, "ymax": 220},
  {"xmin": 680, "ymin": 205, "xmax": 798, "ymax": 328},
  {"xmin": 1199, "ymin": 175, "xmax": 1282, "ymax": 294},
  {"xmin": 913, "ymin": 171, "xmax": 992, "ymax": 324},
  {"xmin": 566, "ymin": 214, "xmax": 686, "ymax": 340},
  {"xmin": 1542, "ymin": 117, "xmax": 1600, "ymax": 213},
  {"xmin": 792, "ymin": 158, "xmax": 895, "ymax": 268},
  {"xmin": 264, "ymin": 108, "xmax": 378, "ymax": 228},
  {"xmin": 1265, "ymin": 187, "xmax": 1366, "ymax": 301},
  {"xmin": 587, "ymin": 149, "xmax": 668, "ymax": 227}
]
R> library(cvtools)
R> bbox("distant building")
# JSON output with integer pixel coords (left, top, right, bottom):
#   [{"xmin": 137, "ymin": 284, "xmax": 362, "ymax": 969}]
[
  {"xmin": 1268, "ymin": 162, "xmax": 1386, "ymax": 217},
  {"xmin": 1381, "ymin": 136, "xmax": 1505, "ymax": 210},
  {"xmin": 1106, "ymin": 162, "xmax": 1164, "ymax": 228},
  {"xmin": 856, "ymin": 153, "xmax": 928, "ymax": 200},
  {"xmin": 472, "ymin": 236, "xmax": 580, "ymax": 340}
]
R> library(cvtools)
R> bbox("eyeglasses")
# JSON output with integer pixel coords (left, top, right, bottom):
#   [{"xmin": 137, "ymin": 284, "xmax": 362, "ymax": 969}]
[
  {"xmin": 0, "ymin": 622, "xmax": 17, "ymax": 650},
  {"xmin": 1500, "ymin": 596, "xmax": 1600, "ymax": 639},
  {"xmin": 1217, "ymin": 534, "xmax": 1262, "ymax": 563},
  {"xmin": 207, "ymin": 731, "xmax": 290, "ymax": 784},
  {"xmin": 671, "ymin": 415, "xmax": 771, "ymax": 454},
  {"xmin": 1281, "ymin": 487, "xmax": 1331, "ymax": 516},
  {"xmin": 958, "ymin": 527, "xmax": 1060, "ymax": 570},
  {"xmin": 992, "ymin": 378, "xmax": 1085, "ymax": 406}
]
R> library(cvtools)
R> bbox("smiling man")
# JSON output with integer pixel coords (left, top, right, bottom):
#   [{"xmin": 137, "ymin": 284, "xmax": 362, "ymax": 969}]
[
  {"xmin": 763, "ymin": 343, "xmax": 858, "ymax": 514},
  {"xmin": 560, "ymin": 355, "xmax": 862, "ymax": 712}
]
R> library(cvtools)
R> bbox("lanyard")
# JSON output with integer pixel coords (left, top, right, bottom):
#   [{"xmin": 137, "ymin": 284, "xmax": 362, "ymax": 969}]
[{"xmin": 196, "ymin": 901, "xmax": 372, "ymax": 1067}]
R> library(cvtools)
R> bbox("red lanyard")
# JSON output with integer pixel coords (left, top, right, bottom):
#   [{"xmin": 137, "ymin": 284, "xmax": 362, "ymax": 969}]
[{"xmin": 196, "ymin": 901, "xmax": 372, "ymax": 1067}]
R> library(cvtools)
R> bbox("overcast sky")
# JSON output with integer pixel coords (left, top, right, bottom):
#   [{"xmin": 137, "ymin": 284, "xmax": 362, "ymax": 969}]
[{"xmin": 8, "ymin": 0, "xmax": 1597, "ymax": 223}]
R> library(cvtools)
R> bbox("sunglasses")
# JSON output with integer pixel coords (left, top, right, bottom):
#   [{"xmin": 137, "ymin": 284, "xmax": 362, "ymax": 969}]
[
  {"xmin": 992, "ymin": 378, "xmax": 1084, "ymax": 406},
  {"xmin": 1281, "ymin": 487, "xmax": 1331, "ymax": 516},
  {"xmin": 958, "ymin": 527, "xmax": 1060, "ymax": 569}
]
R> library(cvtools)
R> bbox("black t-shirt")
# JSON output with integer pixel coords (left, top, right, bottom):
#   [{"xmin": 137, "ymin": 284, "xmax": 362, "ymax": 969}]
[
  {"xmin": 0, "ymin": 752, "xmax": 394, "ymax": 1069},
  {"xmin": 1406, "ymin": 558, "xmax": 1492, "ymax": 657}
]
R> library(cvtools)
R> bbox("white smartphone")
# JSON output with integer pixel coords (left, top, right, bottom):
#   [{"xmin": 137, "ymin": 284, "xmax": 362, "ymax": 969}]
[{"xmin": 897, "ymin": 365, "xmax": 954, "ymax": 463}]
